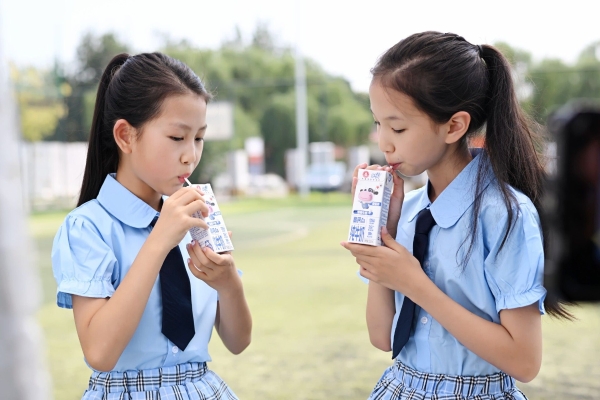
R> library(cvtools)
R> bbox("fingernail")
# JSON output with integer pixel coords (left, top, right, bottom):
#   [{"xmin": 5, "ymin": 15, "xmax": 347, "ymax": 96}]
[
  {"xmin": 191, "ymin": 240, "xmax": 195, "ymax": 246},
  {"xmin": 187, "ymin": 258, "xmax": 191, "ymax": 263},
  {"xmin": 382, "ymin": 226, "xmax": 388, "ymax": 234}
]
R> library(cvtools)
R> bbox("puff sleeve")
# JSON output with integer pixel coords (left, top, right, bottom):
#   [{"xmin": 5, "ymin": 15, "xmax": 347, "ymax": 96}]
[
  {"xmin": 483, "ymin": 202, "xmax": 547, "ymax": 315},
  {"xmin": 51, "ymin": 215, "xmax": 117, "ymax": 309}
]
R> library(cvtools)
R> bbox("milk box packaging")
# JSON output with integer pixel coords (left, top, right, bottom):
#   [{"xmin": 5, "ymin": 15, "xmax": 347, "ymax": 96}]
[
  {"xmin": 347, "ymin": 169, "xmax": 393, "ymax": 246},
  {"xmin": 189, "ymin": 184, "xmax": 234, "ymax": 253}
]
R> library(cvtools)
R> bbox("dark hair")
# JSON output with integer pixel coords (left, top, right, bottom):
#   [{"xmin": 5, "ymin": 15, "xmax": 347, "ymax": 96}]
[
  {"xmin": 372, "ymin": 31, "xmax": 572, "ymax": 319},
  {"xmin": 78, "ymin": 52, "xmax": 212, "ymax": 206}
]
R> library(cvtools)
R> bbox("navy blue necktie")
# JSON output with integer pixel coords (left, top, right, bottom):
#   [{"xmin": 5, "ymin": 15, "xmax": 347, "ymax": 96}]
[
  {"xmin": 150, "ymin": 216, "xmax": 195, "ymax": 350},
  {"xmin": 391, "ymin": 207, "xmax": 436, "ymax": 359}
]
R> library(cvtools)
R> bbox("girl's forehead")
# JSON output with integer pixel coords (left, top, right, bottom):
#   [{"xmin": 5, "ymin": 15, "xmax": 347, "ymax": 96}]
[
  {"xmin": 369, "ymin": 83, "xmax": 422, "ymax": 120},
  {"xmin": 152, "ymin": 94, "xmax": 207, "ymax": 126}
]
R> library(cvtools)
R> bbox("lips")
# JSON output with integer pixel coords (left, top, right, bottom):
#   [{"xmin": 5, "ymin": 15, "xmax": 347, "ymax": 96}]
[
  {"xmin": 178, "ymin": 173, "xmax": 191, "ymax": 183},
  {"xmin": 388, "ymin": 162, "xmax": 401, "ymax": 170}
]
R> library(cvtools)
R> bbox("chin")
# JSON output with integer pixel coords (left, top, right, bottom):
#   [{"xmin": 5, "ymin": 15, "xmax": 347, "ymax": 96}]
[{"xmin": 396, "ymin": 165, "xmax": 425, "ymax": 178}]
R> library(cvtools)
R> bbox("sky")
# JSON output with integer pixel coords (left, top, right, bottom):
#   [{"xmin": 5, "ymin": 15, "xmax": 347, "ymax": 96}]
[{"xmin": 1, "ymin": 0, "xmax": 600, "ymax": 93}]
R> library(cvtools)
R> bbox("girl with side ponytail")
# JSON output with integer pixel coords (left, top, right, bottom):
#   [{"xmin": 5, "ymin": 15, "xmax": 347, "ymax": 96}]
[
  {"xmin": 52, "ymin": 53, "xmax": 251, "ymax": 399},
  {"xmin": 341, "ymin": 31, "xmax": 571, "ymax": 400}
]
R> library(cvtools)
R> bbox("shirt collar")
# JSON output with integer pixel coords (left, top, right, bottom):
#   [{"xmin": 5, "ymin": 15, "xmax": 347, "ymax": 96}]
[
  {"xmin": 407, "ymin": 149, "xmax": 493, "ymax": 229},
  {"xmin": 97, "ymin": 174, "xmax": 159, "ymax": 228}
]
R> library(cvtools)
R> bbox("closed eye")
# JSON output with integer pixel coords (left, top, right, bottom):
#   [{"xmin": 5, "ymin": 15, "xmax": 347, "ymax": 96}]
[
  {"xmin": 392, "ymin": 129, "xmax": 405, "ymax": 134},
  {"xmin": 195, "ymin": 137, "xmax": 204, "ymax": 142},
  {"xmin": 169, "ymin": 136, "xmax": 184, "ymax": 142}
]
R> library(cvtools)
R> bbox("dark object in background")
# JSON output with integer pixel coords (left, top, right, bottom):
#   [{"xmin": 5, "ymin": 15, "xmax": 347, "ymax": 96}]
[{"xmin": 545, "ymin": 102, "xmax": 600, "ymax": 302}]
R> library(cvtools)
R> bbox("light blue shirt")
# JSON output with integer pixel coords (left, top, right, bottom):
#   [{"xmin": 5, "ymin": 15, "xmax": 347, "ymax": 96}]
[
  {"xmin": 52, "ymin": 174, "xmax": 218, "ymax": 372},
  {"xmin": 387, "ymin": 152, "xmax": 546, "ymax": 376}
]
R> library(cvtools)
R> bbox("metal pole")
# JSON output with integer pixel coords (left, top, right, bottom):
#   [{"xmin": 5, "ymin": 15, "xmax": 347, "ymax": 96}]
[
  {"xmin": 0, "ymin": 10, "xmax": 52, "ymax": 399},
  {"xmin": 294, "ymin": 36, "xmax": 309, "ymax": 197}
]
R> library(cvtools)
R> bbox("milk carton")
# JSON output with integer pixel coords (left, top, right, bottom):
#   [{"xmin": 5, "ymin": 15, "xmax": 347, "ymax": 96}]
[
  {"xmin": 347, "ymin": 169, "xmax": 393, "ymax": 246},
  {"xmin": 189, "ymin": 184, "xmax": 234, "ymax": 253}
]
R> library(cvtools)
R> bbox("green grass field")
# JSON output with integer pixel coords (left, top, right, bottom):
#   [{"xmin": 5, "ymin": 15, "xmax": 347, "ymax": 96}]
[{"xmin": 31, "ymin": 194, "xmax": 600, "ymax": 399}]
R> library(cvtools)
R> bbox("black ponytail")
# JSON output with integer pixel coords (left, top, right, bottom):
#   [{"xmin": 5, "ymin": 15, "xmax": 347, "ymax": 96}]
[
  {"xmin": 77, "ymin": 52, "xmax": 212, "ymax": 207},
  {"xmin": 477, "ymin": 45, "xmax": 573, "ymax": 319},
  {"xmin": 78, "ymin": 54, "xmax": 129, "ymax": 207},
  {"xmin": 372, "ymin": 32, "xmax": 573, "ymax": 319}
]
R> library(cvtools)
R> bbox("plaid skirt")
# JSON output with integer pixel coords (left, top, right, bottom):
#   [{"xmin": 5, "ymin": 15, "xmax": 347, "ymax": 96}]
[
  {"xmin": 81, "ymin": 362, "xmax": 238, "ymax": 400},
  {"xmin": 368, "ymin": 360, "xmax": 528, "ymax": 400}
]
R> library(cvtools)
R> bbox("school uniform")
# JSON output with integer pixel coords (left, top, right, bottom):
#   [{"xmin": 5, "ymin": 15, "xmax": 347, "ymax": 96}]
[
  {"xmin": 52, "ymin": 173, "xmax": 238, "ymax": 400},
  {"xmin": 366, "ymin": 151, "xmax": 546, "ymax": 400}
]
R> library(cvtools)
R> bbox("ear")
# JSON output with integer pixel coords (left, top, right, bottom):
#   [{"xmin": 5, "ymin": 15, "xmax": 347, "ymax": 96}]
[
  {"xmin": 113, "ymin": 119, "xmax": 136, "ymax": 154},
  {"xmin": 443, "ymin": 111, "xmax": 471, "ymax": 144}
]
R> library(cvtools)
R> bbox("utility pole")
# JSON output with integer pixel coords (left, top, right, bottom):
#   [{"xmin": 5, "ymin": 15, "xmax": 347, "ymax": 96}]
[
  {"xmin": 294, "ymin": 49, "xmax": 309, "ymax": 197},
  {"xmin": 0, "ymin": 12, "xmax": 52, "ymax": 399},
  {"xmin": 294, "ymin": 0, "xmax": 309, "ymax": 198}
]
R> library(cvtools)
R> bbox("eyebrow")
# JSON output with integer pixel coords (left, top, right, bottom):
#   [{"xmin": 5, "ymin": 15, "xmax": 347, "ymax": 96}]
[
  {"xmin": 370, "ymin": 110, "xmax": 404, "ymax": 121},
  {"xmin": 171, "ymin": 122, "xmax": 208, "ymax": 132}
]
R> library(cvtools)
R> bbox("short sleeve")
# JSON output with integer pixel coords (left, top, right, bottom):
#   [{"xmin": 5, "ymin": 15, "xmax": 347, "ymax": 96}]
[
  {"xmin": 484, "ymin": 203, "xmax": 547, "ymax": 315},
  {"xmin": 51, "ymin": 215, "xmax": 117, "ymax": 309}
]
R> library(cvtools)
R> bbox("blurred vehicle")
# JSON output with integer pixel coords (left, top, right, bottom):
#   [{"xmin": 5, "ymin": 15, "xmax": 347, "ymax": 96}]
[{"xmin": 307, "ymin": 161, "xmax": 346, "ymax": 192}]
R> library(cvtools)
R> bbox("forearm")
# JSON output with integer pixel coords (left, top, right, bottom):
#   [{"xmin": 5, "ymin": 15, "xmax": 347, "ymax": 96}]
[
  {"xmin": 76, "ymin": 235, "xmax": 168, "ymax": 370},
  {"xmin": 366, "ymin": 280, "xmax": 395, "ymax": 351},
  {"xmin": 412, "ymin": 279, "xmax": 542, "ymax": 382},
  {"xmin": 215, "ymin": 278, "xmax": 252, "ymax": 355}
]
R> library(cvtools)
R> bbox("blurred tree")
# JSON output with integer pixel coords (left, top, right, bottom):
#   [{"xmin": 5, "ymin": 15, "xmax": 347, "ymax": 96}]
[
  {"xmin": 10, "ymin": 63, "xmax": 66, "ymax": 141},
  {"xmin": 163, "ymin": 25, "xmax": 372, "ymax": 177},
  {"xmin": 47, "ymin": 33, "xmax": 129, "ymax": 142}
]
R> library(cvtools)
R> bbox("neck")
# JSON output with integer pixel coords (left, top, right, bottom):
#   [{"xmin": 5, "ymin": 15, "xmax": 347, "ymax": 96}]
[
  {"xmin": 427, "ymin": 143, "xmax": 473, "ymax": 202},
  {"xmin": 115, "ymin": 164, "xmax": 163, "ymax": 211}
]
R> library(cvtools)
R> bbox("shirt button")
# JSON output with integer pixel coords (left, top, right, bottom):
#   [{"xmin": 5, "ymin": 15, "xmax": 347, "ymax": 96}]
[
  {"xmin": 172, "ymin": 346, "xmax": 179, "ymax": 354},
  {"xmin": 421, "ymin": 316, "xmax": 429, "ymax": 324}
]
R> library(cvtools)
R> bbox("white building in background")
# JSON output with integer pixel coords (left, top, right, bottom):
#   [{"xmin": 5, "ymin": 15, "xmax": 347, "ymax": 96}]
[{"xmin": 19, "ymin": 141, "xmax": 87, "ymax": 211}]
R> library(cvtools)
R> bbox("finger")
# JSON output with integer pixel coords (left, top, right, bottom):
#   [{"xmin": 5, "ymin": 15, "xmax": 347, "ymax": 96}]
[
  {"xmin": 227, "ymin": 231, "xmax": 232, "ymax": 239},
  {"xmin": 184, "ymin": 199, "xmax": 209, "ymax": 218},
  {"xmin": 169, "ymin": 189, "xmax": 204, "ymax": 211},
  {"xmin": 202, "ymin": 246, "xmax": 229, "ymax": 265},
  {"xmin": 359, "ymin": 265, "xmax": 376, "ymax": 281},
  {"xmin": 188, "ymin": 241, "xmax": 214, "ymax": 269},
  {"xmin": 166, "ymin": 187, "xmax": 187, "ymax": 201},
  {"xmin": 381, "ymin": 226, "xmax": 404, "ymax": 252},
  {"xmin": 187, "ymin": 215, "xmax": 209, "ymax": 230},
  {"xmin": 344, "ymin": 242, "xmax": 378, "ymax": 257},
  {"xmin": 391, "ymin": 171, "xmax": 405, "ymax": 200},
  {"xmin": 352, "ymin": 163, "xmax": 368, "ymax": 179},
  {"xmin": 351, "ymin": 176, "xmax": 358, "ymax": 198},
  {"xmin": 187, "ymin": 257, "xmax": 209, "ymax": 280},
  {"xmin": 186, "ymin": 184, "xmax": 205, "ymax": 196}
]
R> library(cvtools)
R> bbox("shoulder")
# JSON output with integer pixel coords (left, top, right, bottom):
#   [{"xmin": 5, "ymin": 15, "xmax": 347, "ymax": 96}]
[
  {"xmin": 58, "ymin": 199, "xmax": 117, "ymax": 237},
  {"xmin": 479, "ymin": 182, "xmax": 541, "ymax": 245},
  {"xmin": 480, "ymin": 182, "xmax": 539, "ymax": 221}
]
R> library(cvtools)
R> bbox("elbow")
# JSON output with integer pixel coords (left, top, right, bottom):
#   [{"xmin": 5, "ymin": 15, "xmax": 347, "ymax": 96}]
[
  {"xmin": 512, "ymin": 358, "xmax": 542, "ymax": 383},
  {"xmin": 228, "ymin": 333, "xmax": 252, "ymax": 355},
  {"xmin": 369, "ymin": 333, "xmax": 392, "ymax": 352},
  {"xmin": 85, "ymin": 349, "xmax": 117, "ymax": 372}
]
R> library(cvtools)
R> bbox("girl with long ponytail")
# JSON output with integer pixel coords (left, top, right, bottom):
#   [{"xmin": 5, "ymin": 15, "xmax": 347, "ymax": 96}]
[
  {"xmin": 52, "ymin": 53, "xmax": 251, "ymax": 399},
  {"xmin": 341, "ymin": 31, "xmax": 571, "ymax": 400}
]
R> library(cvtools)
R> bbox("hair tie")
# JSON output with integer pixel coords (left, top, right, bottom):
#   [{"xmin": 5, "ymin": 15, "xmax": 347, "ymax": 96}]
[{"xmin": 476, "ymin": 45, "xmax": 484, "ymax": 58}]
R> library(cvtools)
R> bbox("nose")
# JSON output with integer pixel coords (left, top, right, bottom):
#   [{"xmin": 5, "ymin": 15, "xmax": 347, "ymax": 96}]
[
  {"xmin": 378, "ymin": 130, "xmax": 394, "ymax": 154},
  {"xmin": 180, "ymin": 141, "xmax": 197, "ymax": 165}
]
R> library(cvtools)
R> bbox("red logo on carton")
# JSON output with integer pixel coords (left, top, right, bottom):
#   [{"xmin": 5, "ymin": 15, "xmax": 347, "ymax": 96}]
[{"xmin": 362, "ymin": 171, "xmax": 369, "ymax": 178}]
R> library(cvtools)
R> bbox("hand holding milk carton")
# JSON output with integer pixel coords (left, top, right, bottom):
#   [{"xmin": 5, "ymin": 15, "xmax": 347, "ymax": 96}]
[
  {"xmin": 185, "ymin": 179, "xmax": 234, "ymax": 253},
  {"xmin": 347, "ymin": 169, "xmax": 393, "ymax": 246}
]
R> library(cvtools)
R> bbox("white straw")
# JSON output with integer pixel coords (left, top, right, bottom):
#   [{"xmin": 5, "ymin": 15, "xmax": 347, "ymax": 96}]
[{"xmin": 184, "ymin": 177, "xmax": 192, "ymax": 187}]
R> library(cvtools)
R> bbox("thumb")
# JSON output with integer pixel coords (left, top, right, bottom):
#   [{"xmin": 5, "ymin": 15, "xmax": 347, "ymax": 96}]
[
  {"xmin": 391, "ymin": 171, "xmax": 404, "ymax": 200},
  {"xmin": 381, "ymin": 226, "xmax": 401, "ymax": 250}
]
